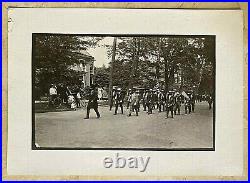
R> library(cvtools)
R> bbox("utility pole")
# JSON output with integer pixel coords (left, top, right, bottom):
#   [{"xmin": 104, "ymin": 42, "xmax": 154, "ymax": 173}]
[
  {"xmin": 108, "ymin": 37, "xmax": 117, "ymax": 110},
  {"xmin": 128, "ymin": 38, "xmax": 137, "ymax": 90},
  {"xmin": 156, "ymin": 37, "xmax": 161, "ymax": 87},
  {"xmin": 164, "ymin": 58, "xmax": 169, "ymax": 92}
]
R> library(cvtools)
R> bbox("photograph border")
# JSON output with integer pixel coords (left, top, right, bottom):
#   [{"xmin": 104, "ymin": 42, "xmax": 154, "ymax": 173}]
[
  {"xmin": 31, "ymin": 33, "xmax": 216, "ymax": 151},
  {"xmin": 2, "ymin": 2, "xmax": 248, "ymax": 181}
]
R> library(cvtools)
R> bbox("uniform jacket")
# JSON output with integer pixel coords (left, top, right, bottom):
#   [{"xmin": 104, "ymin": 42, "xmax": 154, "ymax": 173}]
[{"xmin": 87, "ymin": 91, "xmax": 98, "ymax": 108}]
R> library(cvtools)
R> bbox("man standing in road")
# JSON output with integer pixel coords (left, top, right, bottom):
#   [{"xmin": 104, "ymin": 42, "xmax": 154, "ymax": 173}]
[
  {"xmin": 128, "ymin": 89, "xmax": 140, "ymax": 117},
  {"xmin": 114, "ymin": 88, "xmax": 124, "ymax": 115},
  {"xmin": 166, "ymin": 92, "xmax": 175, "ymax": 118},
  {"xmin": 84, "ymin": 86, "xmax": 100, "ymax": 119},
  {"xmin": 184, "ymin": 98, "xmax": 192, "ymax": 114},
  {"xmin": 190, "ymin": 93, "xmax": 195, "ymax": 112},
  {"xmin": 146, "ymin": 89, "xmax": 153, "ymax": 114},
  {"xmin": 174, "ymin": 93, "xmax": 181, "ymax": 115}
]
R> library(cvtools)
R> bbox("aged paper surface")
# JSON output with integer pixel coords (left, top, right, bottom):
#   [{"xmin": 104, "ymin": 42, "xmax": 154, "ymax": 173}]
[{"xmin": 2, "ymin": 3, "xmax": 247, "ymax": 180}]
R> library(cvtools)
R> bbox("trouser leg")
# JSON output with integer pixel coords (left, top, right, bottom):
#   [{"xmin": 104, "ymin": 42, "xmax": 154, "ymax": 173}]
[
  {"xmin": 147, "ymin": 103, "xmax": 152, "ymax": 114},
  {"xmin": 135, "ymin": 106, "xmax": 139, "ymax": 116},
  {"xmin": 86, "ymin": 106, "xmax": 90, "ymax": 118},
  {"xmin": 120, "ymin": 103, "xmax": 123, "ymax": 114},
  {"xmin": 109, "ymin": 100, "xmax": 113, "ymax": 111},
  {"xmin": 166, "ymin": 107, "xmax": 169, "ymax": 118},
  {"xmin": 94, "ymin": 107, "xmax": 100, "ymax": 117},
  {"xmin": 114, "ymin": 103, "xmax": 118, "ymax": 114},
  {"xmin": 171, "ymin": 107, "xmax": 173, "ymax": 118}
]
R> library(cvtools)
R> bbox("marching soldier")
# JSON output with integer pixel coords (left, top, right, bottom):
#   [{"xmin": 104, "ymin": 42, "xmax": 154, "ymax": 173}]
[
  {"xmin": 190, "ymin": 94, "xmax": 195, "ymax": 112},
  {"xmin": 114, "ymin": 88, "xmax": 124, "ymax": 115},
  {"xmin": 152, "ymin": 90, "xmax": 157, "ymax": 110},
  {"xmin": 128, "ymin": 89, "xmax": 140, "ymax": 116},
  {"xmin": 184, "ymin": 97, "xmax": 191, "ymax": 114},
  {"xmin": 109, "ymin": 86, "xmax": 118, "ymax": 111},
  {"xmin": 142, "ymin": 89, "xmax": 148, "ymax": 111},
  {"xmin": 158, "ymin": 90, "xmax": 165, "ymax": 112},
  {"xmin": 146, "ymin": 89, "xmax": 153, "ymax": 114},
  {"xmin": 126, "ymin": 89, "xmax": 132, "ymax": 109},
  {"xmin": 84, "ymin": 86, "xmax": 100, "ymax": 119},
  {"xmin": 174, "ymin": 93, "xmax": 181, "ymax": 115},
  {"xmin": 166, "ymin": 92, "xmax": 175, "ymax": 118}
]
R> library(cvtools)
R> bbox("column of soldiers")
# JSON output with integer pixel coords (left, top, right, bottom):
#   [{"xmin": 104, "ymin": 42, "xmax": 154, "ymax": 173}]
[
  {"xmin": 109, "ymin": 87, "xmax": 197, "ymax": 118},
  {"xmin": 84, "ymin": 86, "xmax": 209, "ymax": 119}
]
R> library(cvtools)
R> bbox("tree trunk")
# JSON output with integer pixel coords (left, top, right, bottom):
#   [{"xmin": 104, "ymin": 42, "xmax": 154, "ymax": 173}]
[
  {"xmin": 108, "ymin": 37, "xmax": 117, "ymax": 108},
  {"xmin": 164, "ymin": 57, "xmax": 169, "ymax": 92},
  {"xmin": 128, "ymin": 38, "xmax": 140, "ymax": 89},
  {"xmin": 156, "ymin": 38, "xmax": 161, "ymax": 81}
]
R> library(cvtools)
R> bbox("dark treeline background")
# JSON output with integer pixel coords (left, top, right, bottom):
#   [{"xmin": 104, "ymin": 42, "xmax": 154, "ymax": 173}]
[{"xmin": 33, "ymin": 35, "xmax": 215, "ymax": 99}]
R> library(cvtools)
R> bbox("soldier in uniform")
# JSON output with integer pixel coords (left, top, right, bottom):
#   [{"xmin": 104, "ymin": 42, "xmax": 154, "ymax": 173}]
[
  {"xmin": 142, "ymin": 89, "xmax": 148, "ymax": 111},
  {"xmin": 152, "ymin": 90, "xmax": 157, "ymax": 110},
  {"xmin": 84, "ymin": 86, "xmax": 100, "ymax": 119},
  {"xmin": 184, "ymin": 97, "xmax": 191, "ymax": 114},
  {"xmin": 166, "ymin": 92, "xmax": 175, "ymax": 118},
  {"xmin": 128, "ymin": 89, "xmax": 140, "ymax": 116},
  {"xmin": 190, "ymin": 93, "xmax": 195, "ymax": 112},
  {"xmin": 126, "ymin": 89, "xmax": 132, "ymax": 109},
  {"xmin": 146, "ymin": 89, "xmax": 153, "ymax": 114},
  {"xmin": 174, "ymin": 93, "xmax": 181, "ymax": 115},
  {"xmin": 158, "ymin": 90, "xmax": 165, "ymax": 112},
  {"xmin": 114, "ymin": 88, "xmax": 124, "ymax": 115},
  {"xmin": 109, "ymin": 87, "xmax": 117, "ymax": 111}
]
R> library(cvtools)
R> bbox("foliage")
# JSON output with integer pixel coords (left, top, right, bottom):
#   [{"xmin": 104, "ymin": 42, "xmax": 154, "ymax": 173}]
[
  {"xmin": 104, "ymin": 36, "xmax": 214, "ymax": 94},
  {"xmin": 34, "ymin": 34, "xmax": 102, "ymax": 95}
]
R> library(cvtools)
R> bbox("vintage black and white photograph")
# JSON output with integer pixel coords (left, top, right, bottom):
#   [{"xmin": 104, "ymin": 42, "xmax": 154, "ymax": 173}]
[{"xmin": 32, "ymin": 34, "xmax": 215, "ymax": 150}]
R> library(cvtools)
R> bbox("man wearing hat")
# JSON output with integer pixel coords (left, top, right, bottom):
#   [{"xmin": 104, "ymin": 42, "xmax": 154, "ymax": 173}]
[
  {"xmin": 84, "ymin": 86, "xmax": 100, "ymax": 119},
  {"xmin": 126, "ymin": 88, "xmax": 132, "ymax": 109},
  {"xmin": 166, "ymin": 92, "xmax": 175, "ymax": 118},
  {"xmin": 190, "ymin": 93, "xmax": 195, "ymax": 112},
  {"xmin": 184, "ymin": 95, "xmax": 191, "ymax": 114},
  {"xmin": 174, "ymin": 92, "xmax": 181, "ymax": 115},
  {"xmin": 158, "ymin": 90, "xmax": 165, "ymax": 112},
  {"xmin": 128, "ymin": 89, "xmax": 140, "ymax": 116},
  {"xmin": 114, "ymin": 88, "xmax": 124, "ymax": 115},
  {"xmin": 146, "ymin": 89, "xmax": 153, "ymax": 114},
  {"xmin": 142, "ymin": 89, "xmax": 148, "ymax": 111}
]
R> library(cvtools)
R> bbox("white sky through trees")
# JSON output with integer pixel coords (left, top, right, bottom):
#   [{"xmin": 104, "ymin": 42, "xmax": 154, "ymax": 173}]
[{"xmin": 87, "ymin": 37, "xmax": 114, "ymax": 68}]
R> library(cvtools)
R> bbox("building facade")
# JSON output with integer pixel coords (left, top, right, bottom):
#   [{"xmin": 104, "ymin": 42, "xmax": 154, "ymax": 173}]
[{"xmin": 71, "ymin": 50, "xmax": 95, "ymax": 88}]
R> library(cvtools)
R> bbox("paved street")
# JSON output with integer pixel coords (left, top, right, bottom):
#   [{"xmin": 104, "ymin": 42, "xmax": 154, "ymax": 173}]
[{"xmin": 35, "ymin": 102, "xmax": 213, "ymax": 149}]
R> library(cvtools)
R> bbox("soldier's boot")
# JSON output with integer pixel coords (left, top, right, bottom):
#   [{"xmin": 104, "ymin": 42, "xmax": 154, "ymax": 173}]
[{"xmin": 171, "ymin": 110, "xmax": 174, "ymax": 118}]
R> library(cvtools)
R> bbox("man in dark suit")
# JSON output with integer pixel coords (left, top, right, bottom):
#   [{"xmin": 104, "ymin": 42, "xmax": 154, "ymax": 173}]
[
  {"xmin": 84, "ymin": 86, "xmax": 100, "ymax": 119},
  {"xmin": 166, "ymin": 93, "xmax": 175, "ymax": 118},
  {"xmin": 146, "ymin": 89, "xmax": 153, "ymax": 114},
  {"xmin": 174, "ymin": 93, "xmax": 181, "ymax": 115}
]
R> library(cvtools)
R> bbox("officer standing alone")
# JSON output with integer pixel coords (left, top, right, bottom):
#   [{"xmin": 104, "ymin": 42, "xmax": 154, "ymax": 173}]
[{"xmin": 84, "ymin": 86, "xmax": 100, "ymax": 119}]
